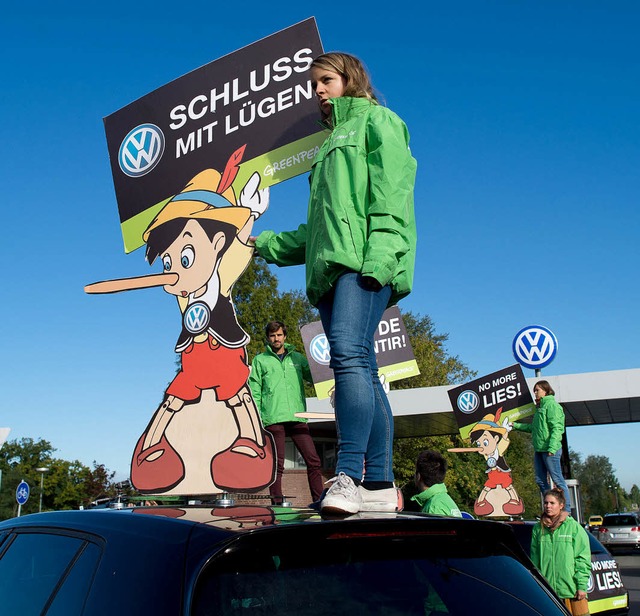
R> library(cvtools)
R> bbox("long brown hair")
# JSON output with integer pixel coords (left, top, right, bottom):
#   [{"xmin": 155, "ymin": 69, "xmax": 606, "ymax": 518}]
[{"xmin": 311, "ymin": 52, "xmax": 377, "ymax": 102}]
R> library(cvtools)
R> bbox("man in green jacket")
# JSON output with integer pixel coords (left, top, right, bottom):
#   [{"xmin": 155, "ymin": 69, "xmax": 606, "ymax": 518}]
[
  {"xmin": 411, "ymin": 450, "xmax": 462, "ymax": 517},
  {"xmin": 249, "ymin": 321, "xmax": 324, "ymax": 505},
  {"xmin": 512, "ymin": 380, "xmax": 571, "ymax": 512}
]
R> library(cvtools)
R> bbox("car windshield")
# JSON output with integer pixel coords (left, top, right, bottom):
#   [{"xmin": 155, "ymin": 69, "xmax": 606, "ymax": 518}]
[{"xmin": 192, "ymin": 530, "xmax": 564, "ymax": 615}]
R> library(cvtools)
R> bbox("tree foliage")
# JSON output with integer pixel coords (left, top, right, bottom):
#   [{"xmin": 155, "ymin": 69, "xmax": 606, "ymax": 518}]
[
  {"xmin": 0, "ymin": 438, "xmax": 118, "ymax": 520},
  {"xmin": 570, "ymin": 451, "xmax": 630, "ymax": 516},
  {"xmin": 233, "ymin": 258, "xmax": 318, "ymax": 363},
  {"xmin": 393, "ymin": 312, "xmax": 477, "ymax": 389}
]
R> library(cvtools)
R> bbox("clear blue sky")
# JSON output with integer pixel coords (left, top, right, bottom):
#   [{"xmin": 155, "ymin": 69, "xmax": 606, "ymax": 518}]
[{"xmin": 2, "ymin": 1, "xmax": 638, "ymax": 493}]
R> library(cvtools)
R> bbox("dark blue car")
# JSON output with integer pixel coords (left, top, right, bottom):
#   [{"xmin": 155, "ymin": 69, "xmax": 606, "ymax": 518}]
[{"xmin": 0, "ymin": 505, "xmax": 570, "ymax": 615}]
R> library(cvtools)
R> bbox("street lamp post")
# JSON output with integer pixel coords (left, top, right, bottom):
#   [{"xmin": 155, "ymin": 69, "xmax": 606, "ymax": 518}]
[
  {"xmin": 35, "ymin": 467, "xmax": 49, "ymax": 513},
  {"xmin": 608, "ymin": 484, "xmax": 620, "ymax": 513}
]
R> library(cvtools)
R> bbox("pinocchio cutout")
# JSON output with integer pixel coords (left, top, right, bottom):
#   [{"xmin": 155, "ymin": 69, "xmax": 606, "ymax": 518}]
[
  {"xmin": 449, "ymin": 407, "xmax": 525, "ymax": 517},
  {"xmin": 86, "ymin": 146, "xmax": 276, "ymax": 495}
]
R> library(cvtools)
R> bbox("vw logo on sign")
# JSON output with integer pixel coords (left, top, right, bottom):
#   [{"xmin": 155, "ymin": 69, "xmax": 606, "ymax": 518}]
[
  {"xmin": 184, "ymin": 302, "xmax": 210, "ymax": 334},
  {"xmin": 118, "ymin": 123, "xmax": 165, "ymax": 177},
  {"xmin": 512, "ymin": 325, "xmax": 558, "ymax": 370},
  {"xmin": 310, "ymin": 334, "xmax": 331, "ymax": 365},
  {"xmin": 457, "ymin": 390, "xmax": 479, "ymax": 414}
]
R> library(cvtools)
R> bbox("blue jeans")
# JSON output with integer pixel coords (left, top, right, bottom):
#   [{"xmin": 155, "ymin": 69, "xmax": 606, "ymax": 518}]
[
  {"xmin": 534, "ymin": 450, "xmax": 571, "ymax": 512},
  {"xmin": 317, "ymin": 273, "xmax": 394, "ymax": 483}
]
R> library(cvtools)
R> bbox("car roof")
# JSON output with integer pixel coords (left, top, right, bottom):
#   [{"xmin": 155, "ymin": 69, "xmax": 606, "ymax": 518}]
[{"xmin": 0, "ymin": 504, "xmax": 528, "ymax": 547}]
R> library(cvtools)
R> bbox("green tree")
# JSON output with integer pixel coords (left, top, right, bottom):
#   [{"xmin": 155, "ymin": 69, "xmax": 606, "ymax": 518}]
[
  {"xmin": 0, "ymin": 439, "xmax": 118, "ymax": 520},
  {"xmin": 233, "ymin": 258, "xmax": 318, "ymax": 362},
  {"xmin": 392, "ymin": 312, "xmax": 476, "ymax": 389},
  {"xmin": 570, "ymin": 451, "xmax": 620, "ymax": 517}
]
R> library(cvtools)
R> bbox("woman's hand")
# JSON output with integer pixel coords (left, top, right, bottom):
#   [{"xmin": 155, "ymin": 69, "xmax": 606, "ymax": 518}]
[{"xmin": 575, "ymin": 590, "xmax": 587, "ymax": 601}]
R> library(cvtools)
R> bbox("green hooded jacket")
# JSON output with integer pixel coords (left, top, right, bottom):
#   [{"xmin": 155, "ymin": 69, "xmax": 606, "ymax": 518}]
[
  {"xmin": 256, "ymin": 97, "xmax": 417, "ymax": 307},
  {"xmin": 512, "ymin": 394, "xmax": 565, "ymax": 453},
  {"xmin": 530, "ymin": 515, "xmax": 591, "ymax": 599},
  {"xmin": 411, "ymin": 484, "xmax": 462, "ymax": 517},
  {"xmin": 249, "ymin": 343, "xmax": 312, "ymax": 427}
]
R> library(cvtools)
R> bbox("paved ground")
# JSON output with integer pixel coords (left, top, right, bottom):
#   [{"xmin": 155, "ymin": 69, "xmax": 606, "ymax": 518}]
[{"xmin": 615, "ymin": 549, "xmax": 640, "ymax": 615}]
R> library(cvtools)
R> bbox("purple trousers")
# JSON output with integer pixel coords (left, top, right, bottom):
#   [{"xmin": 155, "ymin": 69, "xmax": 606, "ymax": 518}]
[{"xmin": 266, "ymin": 422, "xmax": 324, "ymax": 503}]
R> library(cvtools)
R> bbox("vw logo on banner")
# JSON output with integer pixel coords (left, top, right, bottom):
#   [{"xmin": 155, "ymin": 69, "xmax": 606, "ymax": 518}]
[
  {"xmin": 512, "ymin": 325, "xmax": 558, "ymax": 370},
  {"xmin": 310, "ymin": 334, "xmax": 331, "ymax": 365},
  {"xmin": 457, "ymin": 390, "xmax": 479, "ymax": 414},
  {"xmin": 118, "ymin": 123, "xmax": 165, "ymax": 177}
]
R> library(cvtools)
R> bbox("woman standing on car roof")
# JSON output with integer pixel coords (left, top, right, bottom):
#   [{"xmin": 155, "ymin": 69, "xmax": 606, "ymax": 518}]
[
  {"xmin": 512, "ymin": 380, "xmax": 572, "ymax": 512},
  {"xmin": 252, "ymin": 52, "xmax": 417, "ymax": 515},
  {"xmin": 531, "ymin": 488, "xmax": 591, "ymax": 615}
]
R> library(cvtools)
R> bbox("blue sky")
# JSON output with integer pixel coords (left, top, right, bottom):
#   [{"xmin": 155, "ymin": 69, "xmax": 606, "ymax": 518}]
[{"xmin": 2, "ymin": 1, "xmax": 638, "ymax": 494}]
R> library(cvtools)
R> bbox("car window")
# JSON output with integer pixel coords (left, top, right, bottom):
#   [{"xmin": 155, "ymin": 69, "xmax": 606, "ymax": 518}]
[
  {"xmin": 192, "ymin": 533, "xmax": 565, "ymax": 615},
  {"xmin": 587, "ymin": 532, "xmax": 608, "ymax": 555},
  {"xmin": 0, "ymin": 532, "xmax": 99, "ymax": 616},
  {"xmin": 46, "ymin": 542, "xmax": 101, "ymax": 616},
  {"xmin": 604, "ymin": 515, "xmax": 638, "ymax": 526}
]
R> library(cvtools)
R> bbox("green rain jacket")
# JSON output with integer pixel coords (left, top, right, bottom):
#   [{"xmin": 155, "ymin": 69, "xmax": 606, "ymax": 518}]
[
  {"xmin": 530, "ymin": 515, "xmax": 591, "ymax": 599},
  {"xmin": 411, "ymin": 484, "xmax": 462, "ymax": 517},
  {"xmin": 513, "ymin": 394, "xmax": 565, "ymax": 453},
  {"xmin": 249, "ymin": 343, "xmax": 312, "ymax": 427},
  {"xmin": 256, "ymin": 97, "xmax": 417, "ymax": 307}
]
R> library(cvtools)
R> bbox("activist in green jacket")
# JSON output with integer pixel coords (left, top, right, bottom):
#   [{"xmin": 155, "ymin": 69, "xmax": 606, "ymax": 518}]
[
  {"xmin": 531, "ymin": 488, "xmax": 591, "ymax": 601},
  {"xmin": 512, "ymin": 393, "xmax": 565, "ymax": 453},
  {"xmin": 252, "ymin": 53, "xmax": 417, "ymax": 514},
  {"xmin": 411, "ymin": 483, "xmax": 462, "ymax": 517},
  {"xmin": 249, "ymin": 342, "xmax": 312, "ymax": 427},
  {"xmin": 255, "ymin": 96, "xmax": 417, "ymax": 308},
  {"xmin": 512, "ymin": 380, "xmax": 572, "ymax": 512}
]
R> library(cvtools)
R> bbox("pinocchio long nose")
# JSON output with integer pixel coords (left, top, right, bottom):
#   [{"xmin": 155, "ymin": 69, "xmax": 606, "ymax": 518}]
[{"xmin": 84, "ymin": 272, "xmax": 179, "ymax": 294}]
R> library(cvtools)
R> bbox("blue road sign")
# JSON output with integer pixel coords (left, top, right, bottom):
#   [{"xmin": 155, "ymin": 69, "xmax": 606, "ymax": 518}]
[
  {"xmin": 16, "ymin": 480, "xmax": 30, "ymax": 505},
  {"xmin": 512, "ymin": 325, "xmax": 558, "ymax": 370}
]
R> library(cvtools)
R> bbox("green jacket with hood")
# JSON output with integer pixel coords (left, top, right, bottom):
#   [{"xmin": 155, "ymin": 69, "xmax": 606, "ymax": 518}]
[
  {"xmin": 513, "ymin": 394, "xmax": 565, "ymax": 453},
  {"xmin": 255, "ymin": 97, "xmax": 417, "ymax": 307},
  {"xmin": 411, "ymin": 483, "xmax": 462, "ymax": 517},
  {"xmin": 249, "ymin": 343, "xmax": 312, "ymax": 427},
  {"xmin": 530, "ymin": 515, "xmax": 591, "ymax": 599}
]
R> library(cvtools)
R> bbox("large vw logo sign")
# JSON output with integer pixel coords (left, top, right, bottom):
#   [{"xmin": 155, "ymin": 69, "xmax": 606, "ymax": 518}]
[
  {"xmin": 118, "ymin": 123, "xmax": 165, "ymax": 177},
  {"xmin": 457, "ymin": 390, "xmax": 479, "ymax": 414},
  {"xmin": 310, "ymin": 334, "xmax": 331, "ymax": 365},
  {"xmin": 512, "ymin": 325, "xmax": 558, "ymax": 370},
  {"xmin": 184, "ymin": 303, "xmax": 210, "ymax": 334}
]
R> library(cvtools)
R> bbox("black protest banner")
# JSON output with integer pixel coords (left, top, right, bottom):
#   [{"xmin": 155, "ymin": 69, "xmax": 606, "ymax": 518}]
[
  {"xmin": 447, "ymin": 364, "xmax": 535, "ymax": 439},
  {"xmin": 104, "ymin": 18, "xmax": 325, "ymax": 252},
  {"xmin": 300, "ymin": 306, "xmax": 420, "ymax": 399}
]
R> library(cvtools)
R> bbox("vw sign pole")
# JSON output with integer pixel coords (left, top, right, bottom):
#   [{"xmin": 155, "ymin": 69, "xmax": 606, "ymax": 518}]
[{"xmin": 512, "ymin": 325, "xmax": 558, "ymax": 376}]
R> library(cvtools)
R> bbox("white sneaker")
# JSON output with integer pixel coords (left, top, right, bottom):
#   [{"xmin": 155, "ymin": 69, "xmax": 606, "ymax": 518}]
[
  {"xmin": 359, "ymin": 485, "xmax": 403, "ymax": 512},
  {"xmin": 320, "ymin": 473, "xmax": 362, "ymax": 514}
]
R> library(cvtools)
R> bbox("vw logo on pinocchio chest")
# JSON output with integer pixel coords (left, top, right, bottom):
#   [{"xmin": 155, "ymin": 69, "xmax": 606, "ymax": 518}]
[
  {"xmin": 184, "ymin": 302, "xmax": 210, "ymax": 334},
  {"xmin": 512, "ymin": 325, "xmax": 558, "ymax": 370}
]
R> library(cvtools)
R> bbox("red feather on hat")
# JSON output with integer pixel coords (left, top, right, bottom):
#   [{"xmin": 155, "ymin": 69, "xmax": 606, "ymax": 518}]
[{"xmin": 217, "ymin": 144, "xmax": 247, "ymax": 196}]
